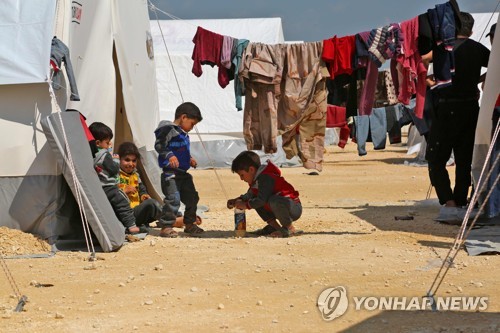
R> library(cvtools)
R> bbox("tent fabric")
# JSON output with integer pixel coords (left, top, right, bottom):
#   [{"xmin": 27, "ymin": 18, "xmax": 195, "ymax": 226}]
[
  {"xmin": 68, "ymin": 0, "xmax": 162, "ymax": 197},
  {"xmin": 0, "ymin": 83, "xmax": 65, "ymax": 176},
  {"xmin": 0, "ymin": 0, "xmax": 161, "ymax": 251},
  {"xmin": 472, "ymin": 14, "xmax": 499, "ymax": 217},
  {"xmin": 41, "ymin": 111, "xmax": 125, "ymax": 252},
  {"xmin": 0, "ymin": 0, "xmax": 56, "ymax": 85}
]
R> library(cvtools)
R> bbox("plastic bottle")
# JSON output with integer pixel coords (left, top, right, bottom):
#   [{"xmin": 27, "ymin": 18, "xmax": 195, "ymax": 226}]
[{"xmin": 234, "ymin": 208, "xmax": 246, "ymax": 237}]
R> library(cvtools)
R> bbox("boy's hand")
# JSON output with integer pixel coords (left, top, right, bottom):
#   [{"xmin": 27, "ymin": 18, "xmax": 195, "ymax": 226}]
[
  {"xmin": 190, "ymin": 157, "xmax": 197, "ymax": 168},
  {"xmin": 168, "ymin": 156, "xmax": 179, "ymax": 169},
  {"xmin": 227, "ymin": 199, "xmax": 236, "ymax": 209},
  {"xmin": 141, "ymin": 194, "xmax": 150, "ymax": 201},
  {"xmin": 234, "ymin": 199, "xmax": 247, "ymax": 210},
  {"xmin": 124, "ymin": 185, "xmax": 137, "ymax": 195}
]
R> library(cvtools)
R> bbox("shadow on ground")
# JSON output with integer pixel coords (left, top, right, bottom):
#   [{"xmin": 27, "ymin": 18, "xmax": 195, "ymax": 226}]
[{"xmin": 339, "ymin": 310, "xmax": 500, "ymax": 333}]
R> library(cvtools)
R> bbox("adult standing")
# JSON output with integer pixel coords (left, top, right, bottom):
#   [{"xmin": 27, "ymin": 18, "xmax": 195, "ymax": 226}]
[{"xmin": 426, "ymin": 12, "xmax": 490, "ymax": 221}]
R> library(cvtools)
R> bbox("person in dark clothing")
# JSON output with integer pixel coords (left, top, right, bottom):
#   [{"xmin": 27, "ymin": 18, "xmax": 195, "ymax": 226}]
[
  {"xmin": 227, "ymin": 151, "xmax": 302, "ymax": 238},
  {"xmin": 89, "ymin": 122, "xmax": 140, "ymax": 234},
  {"xmin": 425, "ymin": 12, "xmax": 490, "ymax": 221},
  {"xmin": 154, "ymin": 102, "xmax": 204, "ymax": 238}
]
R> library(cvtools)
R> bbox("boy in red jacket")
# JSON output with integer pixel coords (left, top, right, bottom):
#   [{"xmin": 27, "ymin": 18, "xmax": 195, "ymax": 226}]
[{"xmin": 227, "ymin": 151, "xmax": 302, "ymax": 237}]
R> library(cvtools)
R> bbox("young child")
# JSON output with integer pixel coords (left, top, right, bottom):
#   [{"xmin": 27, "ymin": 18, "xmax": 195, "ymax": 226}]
[
  {"xmin": 88, "ymin": 122, "xmax": 140, "ymax": 234},
  {"xmin": 154, "ymin": 102, "xmax": 204, "ymax": 237},
  {"xmin": 227, "ymin": 151, "xmax": 302, "ymax": 238},
  {"xmin": 117, "ymin": 142, "xmax": 162, "ymax": 232}
]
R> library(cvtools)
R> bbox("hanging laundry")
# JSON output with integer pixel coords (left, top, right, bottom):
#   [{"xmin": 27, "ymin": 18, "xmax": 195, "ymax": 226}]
[
  {"xmin": 322, "ymin": 35, "xmax": 356, "ymax": 79},
  {"xmin": 233, "ymin": 39, "xmax": 249, "ymax": 111},
  {"xmin": 326, "ymin": 74, "xmax": 350, "ymax": 106},
  {"xmin": 354, "ymin": 107, "xmax": 387, "ymax": 156},
  {"xmin": 356, "ymin": 24, "xmax": 403, "ymax": 116},
  {"xmin": 278, "ymin": 41, "xmax": 329, "ymax": 171},
  {"xmin": 374, "ymin": 69, "xmax": 398, "ymax": 107},
  {"xmin": 393, "ymin": 16, "xmax": 427, "ymax": 119},
  {"xmin": 220, "ymin": 35, "xmax": 236, "ymax": 69},
  {"xmin": 50, "ymin": 37, "xmax": 80, "ymax": 101},
  {"xmin": 240, "ymin": 42, "xmax": 286, "ymax": 153},
  {"xmin": 191, "ymin": 26, "xmax": 230, "ymax": 88},
  {"xmin": 326, "ymin": 105, "xmax": 350, "ymax": 148},
  {"xmin": 385, "ymin": 104, "xmax": 402, "ymax": 144},
  {"xmin": 369, "ymin": 107, "xmax": 388, "ymax": 150},
  {"xmin": 354, "ymin": 115, "xmax": 369, "ymax": 156},
  {"xmin": 427, "ymin": 2, "xmax": 457, "ymax": 89}
]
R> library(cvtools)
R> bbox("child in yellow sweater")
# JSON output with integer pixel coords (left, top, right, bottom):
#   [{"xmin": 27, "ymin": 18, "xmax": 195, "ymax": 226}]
[{"xmin": 117, "ymin": 142, "xmax": 161, "ymax": 231}]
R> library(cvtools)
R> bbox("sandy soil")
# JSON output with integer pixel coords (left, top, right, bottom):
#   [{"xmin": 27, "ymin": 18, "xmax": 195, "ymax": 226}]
[{"xmin": 1, "ymin": 143, "xmax": 499, "ymax": 332}]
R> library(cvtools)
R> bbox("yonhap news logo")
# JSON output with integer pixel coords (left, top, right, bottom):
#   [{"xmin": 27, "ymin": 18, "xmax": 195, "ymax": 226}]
[
  {"xmin": 317, "ymin": 286, "xmax": 488, "ymax": 321},
  {"xmin": 317, "ymin": 286, "xmax": 349, "ymax": 321}
]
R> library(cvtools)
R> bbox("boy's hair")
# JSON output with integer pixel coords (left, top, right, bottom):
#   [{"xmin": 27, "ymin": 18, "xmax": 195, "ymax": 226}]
[
  {"xmin": 89, "ymin": 122, "xmax": 113, "ymax": 141},
  {"xmin": 174, "ymin": 102, "xmax": 203, "ymax": 122},
  {"xmin": 117, "ymin": 141, "xmax": 140, "ymax": 160},
  {"xmin": 231, "ymin": 151, "xmax": 261, "ymax": 173},
  {"xmin": 457, "ymin": 12, "xmax": 474, "ymax": 37}
]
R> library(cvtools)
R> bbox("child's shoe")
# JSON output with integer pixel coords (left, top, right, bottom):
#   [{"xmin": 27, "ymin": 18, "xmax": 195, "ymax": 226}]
[
  {"xmin": 183, "ymin": 224, "xmax": 204, "ymax": 236},
  {"xmin": 159, "ymin": 227, "xmax": 178, "ymax": 238}
]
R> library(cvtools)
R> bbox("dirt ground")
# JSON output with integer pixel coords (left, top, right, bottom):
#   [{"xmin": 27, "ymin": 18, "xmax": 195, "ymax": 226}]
[{"xmin": 1, "ymin": 142, "xmax": 499, "ymax": 332}]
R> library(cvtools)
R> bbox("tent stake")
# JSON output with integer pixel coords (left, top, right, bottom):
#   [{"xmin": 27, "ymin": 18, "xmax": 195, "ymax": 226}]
[{"xmin": 14, "ymin": 295, "xmax": 28, "ymax": 312}]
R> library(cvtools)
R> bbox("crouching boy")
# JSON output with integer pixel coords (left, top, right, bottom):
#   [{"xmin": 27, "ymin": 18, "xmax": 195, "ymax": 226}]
[{"xmin": 227, "ymin": 151, "xmax": 302, "ymax": 238}]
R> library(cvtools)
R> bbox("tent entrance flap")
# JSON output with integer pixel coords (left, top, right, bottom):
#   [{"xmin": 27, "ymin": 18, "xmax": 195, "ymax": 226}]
[
  {"xmin": 111, "ymin": 43, "xmax": 162, "ymax": 202},
  {"xmin": 41, "ymin": 111, "xmax": 125, "ymax": 252},
  {"xmin": 113, "ymin": 43, "xmax": 133, "ymax": 146}
]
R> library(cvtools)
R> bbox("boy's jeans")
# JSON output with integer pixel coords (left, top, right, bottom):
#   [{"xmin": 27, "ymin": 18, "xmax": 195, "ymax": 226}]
[
  {"xmin": 158, "ymin": 172, "xmax": 199, "ymax": 228},
  {"xmin": 255, "ymin": 194, "xmax": 302, "ymax": 227}
]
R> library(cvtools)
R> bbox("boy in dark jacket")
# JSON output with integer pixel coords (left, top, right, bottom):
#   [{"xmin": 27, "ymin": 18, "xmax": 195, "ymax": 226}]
[
  {"xmin": 154, "ymin": 102, "xmax": 204, "ymax": 237},
  {"xmin": 88, "ymin": 122, "xmax": 139, "ymax": 234},
  {"xmin": 227, "ymin": 151, "xmax": 302, "ymax": 237}
]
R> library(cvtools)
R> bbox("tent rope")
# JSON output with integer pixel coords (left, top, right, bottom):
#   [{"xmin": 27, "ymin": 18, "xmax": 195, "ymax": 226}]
[
  {"xmin": 148, "ymin": 1, "xmax": 230, "ymax": 200},
  {"xmin": 47, "ymin": 76, "xmax": 96, "ymax": 261},
  {"xmin": 426, "ymin": 119, "xmax": 500, "ymax": 300},
  {"xmin": 478, "ymin": 0, "xmax": 500, "ymax": 41},
  {"xmin": 0, "ymin": 255, "xmax": 27, "ymax": 312}
]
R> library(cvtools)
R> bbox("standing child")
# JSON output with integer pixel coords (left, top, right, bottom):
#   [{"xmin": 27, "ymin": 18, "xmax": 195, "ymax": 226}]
[
  {"xmin": 154, "ymin": 102, "xmax": 204, "ymax": 237},
  {"xmin": 227, "ymin": 151, "xmax": 302, "ymax": 238},
  {"xmin": 88, "ymin": 122, "xmax": 140, "ymax": 234},
  {"xmin": 117, "ymin": 142, "xmax": 162, "ymax": 232}
]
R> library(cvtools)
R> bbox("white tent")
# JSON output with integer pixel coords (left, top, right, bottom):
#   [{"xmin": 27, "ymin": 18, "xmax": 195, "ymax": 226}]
[
  {"xmin": 149, "ymin": 17, "xmax": 309, "ymax": 168},
  {"xmin": 0, "ymin": 0, "xmax": 162, "ymax": 251},
  {"xmin": 472, "ymin": 13, "xmax": 499, "ymax": 218}
]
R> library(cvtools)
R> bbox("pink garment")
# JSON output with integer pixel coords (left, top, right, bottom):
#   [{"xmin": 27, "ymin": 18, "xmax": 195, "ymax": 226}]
[
  {"xmin": 395, "ymin": 16, "xmax": 427, "ymax": 118},
  {"xmin": 191, "ymin": 26, "xmax": 230, "ymax": 88},
  {"xmin": 326, "ymin": 105, "xmax": 350, "ymax": 148},
  {"xmin": 221, "ymin": 35, "xmax": 235, "ymax": 69}
]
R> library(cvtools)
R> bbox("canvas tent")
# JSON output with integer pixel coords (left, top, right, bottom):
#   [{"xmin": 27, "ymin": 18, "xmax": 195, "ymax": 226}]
[
  {"xmin": 472, "ymin": 13, "xmax": 500, "ymax": 218},
  {"xmin": 0, "ymin": 0, "xmax": 162, "ymax": 252},
  {"xmin": 149, "ymin": 17, "xmax": 313, "ymax": 168}
]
